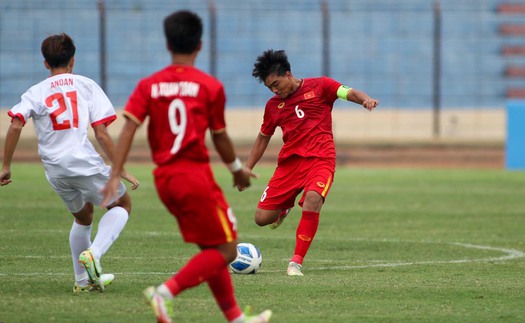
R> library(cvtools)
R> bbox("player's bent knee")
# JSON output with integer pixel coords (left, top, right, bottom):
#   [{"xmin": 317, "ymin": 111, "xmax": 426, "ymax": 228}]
[
  {"xmin": 204, "ymin": 241, "xmax": 238, "ymax": 263},
  {"xmin": 223, "ymin": 243, "xmax": 238, "ymax": 263},
  {"xmin": 254, "ymin": 216, "xmax": 268, "ymax": 227},
  {"xmin": 72, "ymin": 203, "xmax": 94, "ymax": 225},
  {"xmin": 303, "ymin": 191, "xmax": 324, "ymax": 212},
  {"xmin": 115, "ymin": 193, "xmax": 132, "ymax": 215},
  {"xmin": 254, "ymin": 209, "xmax": 279, "ymax": 226}
]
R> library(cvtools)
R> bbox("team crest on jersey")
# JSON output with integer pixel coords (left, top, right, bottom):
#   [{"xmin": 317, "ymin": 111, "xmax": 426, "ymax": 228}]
[
  {"xmin": 278, "ymin": 102, "xmax": 285, "ymax": 109},
  {"xmin": 304, "ymin": 91, "xmax": 316, "ymax": 100},
  {"xmin": 317, "ymin": 182, "xmax": 326, "ymax": 188}
]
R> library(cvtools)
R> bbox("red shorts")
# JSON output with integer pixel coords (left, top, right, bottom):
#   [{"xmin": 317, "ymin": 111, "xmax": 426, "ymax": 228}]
[
  {"xmin": 258, "ymin": 156, "xmax": 335, "ymax": 210},
  {"xmin": 153, "ymin": 160, "xmax": 237, "ymax": 246}
]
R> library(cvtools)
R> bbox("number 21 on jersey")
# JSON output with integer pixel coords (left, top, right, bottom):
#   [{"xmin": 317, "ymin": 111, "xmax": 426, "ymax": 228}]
[{"xmin": 45, "ymin": 91, "xmax": 78, "ymax": 130}]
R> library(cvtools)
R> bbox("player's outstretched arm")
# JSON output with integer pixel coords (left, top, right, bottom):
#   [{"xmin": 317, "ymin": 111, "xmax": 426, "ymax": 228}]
[
  {"xmin": 1, "ymin": 118, "xmax": 24, "ymax": 186},
  {"xmin": 93, "ymin": 123, "xmax": 140, "ymax": 190},
  {"xmin": 245, "ymin": 132, "xmax": 271, "ymax": 171},
  {"xmin": 93, "ymin": 123, "xmax": 116, "ymax": 162},
  {"xmin": 347, "ymin": 88, "xmax": 379, "ymax": 111},
  {"xmin": 101, "ymin": 118, "xmax": 139, "ymax": 207},
  {"xmin": 211, "ymin": 130, "xmax": 257, "ymax": 191}
]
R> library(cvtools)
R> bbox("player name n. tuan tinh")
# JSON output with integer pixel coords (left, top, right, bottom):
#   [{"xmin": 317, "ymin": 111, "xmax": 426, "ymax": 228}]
[{"xmin": 151, "ymin": 82, "xmax": 200, "ymax": 98}]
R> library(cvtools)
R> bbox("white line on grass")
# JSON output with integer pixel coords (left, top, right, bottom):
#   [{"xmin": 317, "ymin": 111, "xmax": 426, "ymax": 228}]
[
  {"xmin": 1, "ymin": 241, "xmax": 523, "ymax": 277},
  {"xmin": 278, "ymin": 242, "xmax": 525, "ymax": 273}
]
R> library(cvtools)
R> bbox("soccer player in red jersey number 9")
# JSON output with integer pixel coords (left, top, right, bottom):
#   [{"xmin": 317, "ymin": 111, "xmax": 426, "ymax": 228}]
[
  {"xmin": 0, "ymin": 33, "xmax": 140, "ymax": 292},
  {"xmin": 239, "ymin": 49, "xmax": 379, "ymax": 276},
  {"xmin": 101, "ymin": 11, "xmax": 271, "ymax": 323}
]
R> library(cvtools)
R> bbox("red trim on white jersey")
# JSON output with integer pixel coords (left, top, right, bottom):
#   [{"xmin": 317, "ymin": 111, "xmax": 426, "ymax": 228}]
[
  {"xmin": 8, "ymin": 111, "xmax": 26, "ymax": 125},
  {"xmin": 91, "ymin": 115, "xmax": 116, "ymax": 127}
]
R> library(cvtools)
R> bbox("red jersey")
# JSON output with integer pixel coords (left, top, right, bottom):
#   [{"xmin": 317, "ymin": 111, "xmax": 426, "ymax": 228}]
[
  {"xmin": 260, "ymin": 77, "xmax": 341, "ymax": 164},
  {"xmin": 124, "ymin": 65, "xmax": 226, "ymax": 166}
]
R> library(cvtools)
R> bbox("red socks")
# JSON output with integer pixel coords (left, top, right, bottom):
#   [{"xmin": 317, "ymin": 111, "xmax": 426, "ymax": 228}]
[
  {"xmin": 291, "ymin": 210, "xmax": 319, "ymax": 265},
  {"xmin": 165, "ymin": 248, "xmax": 225, "ymax": 295},
  {"xmin": 208, "ymin": 267, "xmax": 242, "ymax": 321},
  {"xmin": 164, "ymin": 248, "xmax": 242, "ymax": 321}
]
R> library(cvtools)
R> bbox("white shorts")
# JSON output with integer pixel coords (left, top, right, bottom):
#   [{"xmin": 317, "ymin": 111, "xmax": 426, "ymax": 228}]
[{"xmin": 46, "ymin": 167, "xmax": 127, "ymax": 213}]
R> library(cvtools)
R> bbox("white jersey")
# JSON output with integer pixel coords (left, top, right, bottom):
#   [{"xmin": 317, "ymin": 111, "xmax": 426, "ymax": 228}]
[{"xmin": 8, "ymin": 73, "xmax": 116, "ymax": 178}]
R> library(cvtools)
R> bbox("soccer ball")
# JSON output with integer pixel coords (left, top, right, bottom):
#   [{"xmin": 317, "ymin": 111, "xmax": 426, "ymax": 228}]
[{"xmin": 229, "ymin": 242, "xmax": 262, "ymax": 274}]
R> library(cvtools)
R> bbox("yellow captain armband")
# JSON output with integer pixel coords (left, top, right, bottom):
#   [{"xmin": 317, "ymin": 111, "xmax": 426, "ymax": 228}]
[{"xmin": 337, "ymin": 85, "xmax": 352, "ymax": 101}]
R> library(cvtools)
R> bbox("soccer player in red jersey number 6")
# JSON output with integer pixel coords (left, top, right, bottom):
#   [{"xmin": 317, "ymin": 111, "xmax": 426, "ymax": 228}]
[
  {"xmin": 0, "ymin": 33, "xmax": 140, "ymax": 292},
  {"xmin": 101, "ymin": 11, "xmax": 271, "ymax": 323},
  {"xmin": 239, "ymin": 49, "xmax": 379, "ymax": 276}
]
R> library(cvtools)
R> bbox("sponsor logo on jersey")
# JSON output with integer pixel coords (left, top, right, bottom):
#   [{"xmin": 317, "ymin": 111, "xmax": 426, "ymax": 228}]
[
  {"xmin": 304, "ymin": 91, "xmax": 316, "ymax": 100},
  {"xmin": 278, "ymin": 102, "xmax": 285, "ymax": 109}
]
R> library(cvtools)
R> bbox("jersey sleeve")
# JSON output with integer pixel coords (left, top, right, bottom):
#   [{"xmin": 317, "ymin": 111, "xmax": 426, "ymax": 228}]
[
  {"xmin": 124, "ymin": 78, "xmax": 150, "ymax": 126},
  {"xmin": 8, "ymin": 89, "xmax": 40, "ymax": 125},
  {"xmin": 89, "ymin": 81, "xmax": 117, "ymax": 127},
  {"xmin": 208, "ymin": 83, "xmax": 227, "ymax": 133},
  {"xmin": 321, "ymin": 76, "xmax": 342, "ymax": 103},
  {"xmin": 260, "ymin": 101, "xmax": 277, "ymax": 136}
]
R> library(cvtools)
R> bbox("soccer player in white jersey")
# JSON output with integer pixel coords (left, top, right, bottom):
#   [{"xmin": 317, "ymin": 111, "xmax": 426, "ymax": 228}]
[{"xmin": 0, "ymin": 33, "xmax": 140, "ymax": 293}]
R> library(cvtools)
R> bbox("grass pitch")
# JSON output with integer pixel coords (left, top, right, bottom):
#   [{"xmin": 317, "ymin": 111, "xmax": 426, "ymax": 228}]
[{"xmin": 0, "ymin": 163, "xmax": 524, "ymax": 322}]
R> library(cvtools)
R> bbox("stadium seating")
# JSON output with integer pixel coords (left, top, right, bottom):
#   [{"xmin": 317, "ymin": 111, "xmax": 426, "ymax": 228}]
[
  {"xmin": 499, "ymin": 2, "xmax": 525, "ymax": 98},
  {"xmin": 0, "ymin": 0, "xmax": 521, "ymax": 108}
]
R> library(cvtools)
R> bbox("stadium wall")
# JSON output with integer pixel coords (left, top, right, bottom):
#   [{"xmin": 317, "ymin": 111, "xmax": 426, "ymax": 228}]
[{"xmin": 0, "ymin": 108, "xmax": 505, "ymax": 144}]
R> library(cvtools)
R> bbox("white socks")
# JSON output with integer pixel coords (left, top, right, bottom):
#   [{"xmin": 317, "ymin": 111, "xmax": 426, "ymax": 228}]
[
  {"xmin": 69, "ymin": 221, "xmax": 92, "ymax": 285},
  {"xmin": 69, "ymin": 207, "xmax": 128, "ymax": 285},
  {"xmin": 91, "ymin": 206, "xmax": 129, "ymax": 260}
]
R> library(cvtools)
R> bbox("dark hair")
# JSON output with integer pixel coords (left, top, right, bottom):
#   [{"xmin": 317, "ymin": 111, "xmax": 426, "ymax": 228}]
[
  {"xmin": 41, "ymin": 33, "xmax": 76, "ymax": 68},
  {"xmin": 252, "ymin": 49, "xmax": 291, "ymax": 83},
  {"xmin": 164, "ymin": 10, "xmax": 203, "ymax": 54}
]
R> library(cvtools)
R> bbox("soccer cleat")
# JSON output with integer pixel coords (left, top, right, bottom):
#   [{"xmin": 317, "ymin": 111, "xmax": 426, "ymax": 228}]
[
  {"xmin": 243, "ymin": 306, "xmax": 273, "ymax": 323},
  {"xmin": 269, "ymin": 208, "xmax": 290, "ymax": 230},
  {"xmin": 143, "ymin": 286, "xmax": 174, "ymax": 323},
  {"xmin": 73, "ymin": 273, "xmax": 115, "ymax": 293},
  {"xmin": 287, "ymin": 261, "xmax": 304, "ymax": 276},
  {"xmin": 73, "ymin": 283, "xmax": 91, "ymax": 293},
  {"xmin": 78, "ymin": 248, "xmax": 104, "ymax": 291}
]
